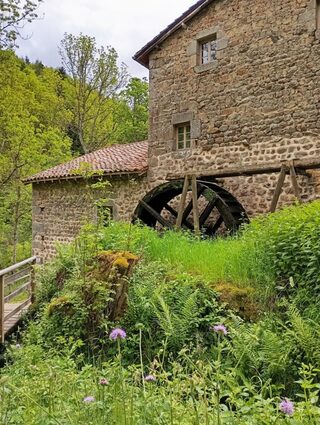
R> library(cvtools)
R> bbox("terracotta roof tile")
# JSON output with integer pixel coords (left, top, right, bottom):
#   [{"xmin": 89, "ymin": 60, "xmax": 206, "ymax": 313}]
[{"xmin": 24, "ymin": 141, "xmax": 148, "ymax": 184}]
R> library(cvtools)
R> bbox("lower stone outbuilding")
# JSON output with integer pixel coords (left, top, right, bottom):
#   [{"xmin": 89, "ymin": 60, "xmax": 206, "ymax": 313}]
[{"xmin": 25, "ymin": 139, "xmax": 320, "ymax": 262}]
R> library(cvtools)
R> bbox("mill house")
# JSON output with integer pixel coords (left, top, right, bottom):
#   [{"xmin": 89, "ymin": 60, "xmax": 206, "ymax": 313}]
[{"xmin": 24, "ymin": 0, "xmax": 320, "ymax": 261}]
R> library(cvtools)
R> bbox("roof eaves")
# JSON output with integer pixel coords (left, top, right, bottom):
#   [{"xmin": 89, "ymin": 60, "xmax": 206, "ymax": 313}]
[
  {"xmin": 133, "ymin": 0, "xmax": 212, "ymax": 68},
  {"xmin": 23, "ymin": 168, "xmax": 148, "ymax": 185}
]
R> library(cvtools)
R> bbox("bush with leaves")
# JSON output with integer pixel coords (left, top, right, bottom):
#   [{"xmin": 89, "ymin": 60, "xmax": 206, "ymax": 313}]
[{"xmin": 31, "ymin": 234, "xmax": 228, "ymax": 363}]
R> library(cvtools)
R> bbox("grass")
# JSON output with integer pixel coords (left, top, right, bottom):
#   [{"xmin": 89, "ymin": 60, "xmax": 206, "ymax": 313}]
[
  {"xmin": 98, "ymin": 223, "xmax": 269, "ymax": 286},
  {"xmin": 96, "ymin": 200, "xmax": 320, "ymax": 302},
  {"xmin": 2, "ymin": 334, "xmax": 320, "ymax": 424},
  {"xmin": 2, "ymin": 201, "xmax": 320, "ymax": 424}
]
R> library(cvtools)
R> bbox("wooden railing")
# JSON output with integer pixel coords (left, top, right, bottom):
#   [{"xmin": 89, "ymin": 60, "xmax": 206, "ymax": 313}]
[{"xmin": 0, "ymin": 256, "xmax": 37, "ymax": 343}]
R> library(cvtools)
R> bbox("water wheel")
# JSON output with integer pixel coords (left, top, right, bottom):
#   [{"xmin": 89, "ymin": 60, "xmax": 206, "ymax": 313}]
[{"xmin": 133, "ymin": 178, "xmax": 248, "ymax": 237}]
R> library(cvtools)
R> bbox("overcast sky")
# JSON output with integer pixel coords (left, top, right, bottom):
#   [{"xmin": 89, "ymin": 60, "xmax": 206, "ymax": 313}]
[{"xmin": 17, "ymin": 0, "xmax": 195, "ymax": 79}]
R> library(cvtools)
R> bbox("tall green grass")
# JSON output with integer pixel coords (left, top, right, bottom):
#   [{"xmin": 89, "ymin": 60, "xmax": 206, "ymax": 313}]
[
  {"xmin": 98, "ymin": 223, "xmax": 271, "ymax": 286},
  {"xmin": 96, "ymin": 200, "xmax": 320, "ymax": 301}
]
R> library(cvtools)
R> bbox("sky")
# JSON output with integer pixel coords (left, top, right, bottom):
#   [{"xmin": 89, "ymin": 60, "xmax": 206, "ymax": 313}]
[{"xmin": 17, "ymin": 0, "xmax": 196, "ymax": 79}]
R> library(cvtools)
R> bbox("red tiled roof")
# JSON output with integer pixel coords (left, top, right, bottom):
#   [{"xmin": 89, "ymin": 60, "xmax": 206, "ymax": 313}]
[
  {"xmin": 24, "ymin": 141, "xmax": 148, "ymax": 184},
  {"xmin": 133, "ymin": 0, "xmax": 212, "ymax": 68}
]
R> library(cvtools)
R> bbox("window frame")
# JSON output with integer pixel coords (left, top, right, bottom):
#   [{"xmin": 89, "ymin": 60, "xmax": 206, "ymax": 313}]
[
  {"xmin": 175, "ymin": 123, "xmax": 191, "ymax": 150},
  {"xmin": 187, "ymin": 26, "xmax": 228, "ymax": 74},
  {"xmin": 200, "ymin": 34, "xmax": 217, "ymax": 65}
]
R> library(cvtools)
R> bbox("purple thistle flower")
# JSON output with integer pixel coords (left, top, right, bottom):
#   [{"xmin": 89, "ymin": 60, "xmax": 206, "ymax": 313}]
[
  {"xmin": 211, "ymin": 324, "xmax": 228, "ymax": 336},
  {"xmin": 144, "ymin": 374, "xmax": 156, "ymax": 382},
  {"xmin": 83, "ymin": 396, "xmax": 95, "ymax": 403},
  {"xmin": 109, "ymin": 328, "xmax": 127, "ymax": 340},
  {"xmin": 279, "ymin": 399, "xmax": 294, "ymax": 416},
  {"xmin": 99, "ymin": 378, "xmax": 109, "ymax": 385}
]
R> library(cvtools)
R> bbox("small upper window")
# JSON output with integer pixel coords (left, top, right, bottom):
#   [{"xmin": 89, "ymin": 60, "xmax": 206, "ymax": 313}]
[
  {"xmin": 176, "ymin": 123, "xmax": 191, "ymax": 150},
  {"xmin": 200, "ymin": 35, "xmax": 217, "ymax": 64}
]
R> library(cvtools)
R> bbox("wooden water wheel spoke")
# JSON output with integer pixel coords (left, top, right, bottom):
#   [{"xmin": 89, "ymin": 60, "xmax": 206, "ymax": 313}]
[
  {"xmin": 139, "ymin": 200, "xmax": 174, "ymax": 229},
  {"xmin": 134, "ymin": 179, "xmax": 248, "ymax": 237},
  {"xmin": 164, "ymin": 203, "xmax": 177, "ymax": 217},
  {"xmin": 181, "ymin": 185, "xmax": 205, "ymax": 224},
  {"xmin": 164, "ymin": 203, "xmax": 193, "ymax": 229},
  {"xmin": 207, "ymin": 215, "xmax": 224, "ymax": 234},
  {"xmin": 199, "ymin": 195, "xmax": 218, "ymax": 227}
]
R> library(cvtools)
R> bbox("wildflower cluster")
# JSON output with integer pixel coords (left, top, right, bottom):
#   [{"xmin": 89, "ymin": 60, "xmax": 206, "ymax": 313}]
[{"xmin": 109, "ymin": 328, "xmax": 127, "ymax": 340}]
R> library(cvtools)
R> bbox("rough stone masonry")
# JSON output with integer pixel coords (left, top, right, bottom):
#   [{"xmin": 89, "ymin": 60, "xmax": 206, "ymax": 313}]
[
  {"xmin": 29, "ymin": 0, "xmax": 320, "ymax": 260},
  {"xmin": 144, "ymin": 0, "xmax": 320, "ymax": 215}
]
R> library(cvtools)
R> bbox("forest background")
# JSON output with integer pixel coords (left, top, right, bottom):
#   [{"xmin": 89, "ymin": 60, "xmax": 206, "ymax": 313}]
[{"xmin": 0, "ymin": 0, "xmax": 149, "ymax": 267}]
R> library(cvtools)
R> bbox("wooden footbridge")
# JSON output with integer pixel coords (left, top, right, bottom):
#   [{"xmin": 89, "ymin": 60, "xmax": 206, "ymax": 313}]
[{"xmin": 0, "ymin": 256, "xmax": 37, "ymax": 343}]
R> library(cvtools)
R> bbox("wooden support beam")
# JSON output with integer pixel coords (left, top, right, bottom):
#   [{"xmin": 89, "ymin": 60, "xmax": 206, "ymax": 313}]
[
  {"xmin": 181, "ymin": 185, "xmax": 205, "ymax": 225},
  {"xmin": 191, "ymin": 175, "xmax": 200, "ymax": 235},
  {"xmin": 270, "ymin": 165, "xmax": 287, "ymax": 213},
  {"xmin": 176, "ymin": 175, "xmax": 190, "ymax": 230},
  {"xmin": 289, "ymin": 161, "xmax": 302, "ymax": 203},
  {"xmin": 139, "ymin": 200, "xmax": 174, "ymax": 229},
  {"xmin": 167, "ymin": 157, "xmax": 320, "ymax": 180},
  {"xmin": 0, "ymin": 275, "xmax": 4, "ymax": 344}
]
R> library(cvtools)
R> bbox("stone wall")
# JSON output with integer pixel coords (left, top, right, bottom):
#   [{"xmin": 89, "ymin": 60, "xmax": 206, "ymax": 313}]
[
  {"xmin": 32, "ymin": 0, "xmax": 320, "ymax": 260},
  {"xmin": 147, "ymin": 0, "xmax": 320, "ymax": 210},
  {"xmin": 32, "ymin": 175, "xmax": 148, "ymax": 261}
]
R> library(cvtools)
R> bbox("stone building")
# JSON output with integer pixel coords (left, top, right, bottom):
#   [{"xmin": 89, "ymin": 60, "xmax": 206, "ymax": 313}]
[{"xmin": 26, "ymin": 0, "xmax": 320, "ymax": 260}]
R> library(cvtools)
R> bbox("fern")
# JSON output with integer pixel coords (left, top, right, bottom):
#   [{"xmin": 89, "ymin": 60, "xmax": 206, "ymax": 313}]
[
  {"xmin": 153, "ymin": 289, "xmax": 199, "ymax": 351},
  {"xmin": 286, "ymin": 305, "xmax": 320, "ymax": 365}
]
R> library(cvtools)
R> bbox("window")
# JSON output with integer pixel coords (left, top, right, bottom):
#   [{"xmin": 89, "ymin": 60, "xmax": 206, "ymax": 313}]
[
  {"xmin": 187, "ymin": 27, "xmax": 227, "ymax": 73},
  {"xmin": 176, "ymin": 123, "xmax": 191, "ymax": 150},
  {"xmin": 200, "ymin": 35, "xmax": 217, "ymax": 64}
]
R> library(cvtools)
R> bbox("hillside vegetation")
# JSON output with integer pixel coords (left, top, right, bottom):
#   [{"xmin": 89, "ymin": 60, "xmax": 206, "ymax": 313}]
[
  {"xmin": 1, "ymin": 201, "xmax": 320, "ymax": 424},
  {"xmin": 0, "ymin": 48, "xmax": 148, "ymax": 267}
]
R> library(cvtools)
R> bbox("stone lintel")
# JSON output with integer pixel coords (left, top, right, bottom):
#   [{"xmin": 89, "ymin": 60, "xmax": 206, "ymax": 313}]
[
  {"xmin": 196, "ymin": 26, "xmax": 220, "ymax": 41},
  {"xmin": 171, "ymin": 111, "xmax": 194, "ymax": 125}
]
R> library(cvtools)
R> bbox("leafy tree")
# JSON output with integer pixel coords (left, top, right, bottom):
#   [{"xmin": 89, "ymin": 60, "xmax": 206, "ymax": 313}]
[
  {"xmin": 0, "ymin": 0, "xmax": 43, "ymax": 49},
  {"xmin": 59, "ymin": 33, "xmax": 128, "ymax": 153},
  {"xmin": 0, "ymin": 50, "xmax": 72, "ymax": 264},
  {"xmin": 114, "ymin": 77, "xmax": 149, "ymax": 143}
]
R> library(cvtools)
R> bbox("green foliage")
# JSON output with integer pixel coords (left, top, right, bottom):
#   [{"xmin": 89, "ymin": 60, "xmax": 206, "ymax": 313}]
[
  {"xmin": 30, "ymin": 238, "xmax": 226, "ymax": 363},
  {"xmin": 2, "ymin": 201, "xmax": 320, "ymax": 423},
  {"xmin": 59, "ymin": 32, "xmax": 128, "ymax": 153},
  {"xmin": 242, "ymin": 201, "xmax": 320, "ymax": 293},
  {"xmin": 113, "ymin": 77, "xmax": 149, "ymax": 143},
  {"xmin": 2, "ymin": 334, "xmax": 320, "ymax": 424},
  {"xmin": 98, "ymin": 201, "xmax": 320, "ymax": 304},
  {"xmin": 122, "ymin": 261, "xmax": 226, "ymax": 361},
  {"xmin": 0, "ymin": 47, "xmax": 149, "ymax": 267},
  {"xmin": 0, "ymin": 50, "xmax": 72, "ymax": 266}
]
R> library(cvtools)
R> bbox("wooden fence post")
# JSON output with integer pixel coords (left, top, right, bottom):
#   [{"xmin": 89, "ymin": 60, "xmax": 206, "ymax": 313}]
[
  {"xmin": 0, "ymin": 275, "xmax": 4, "ymax": 343},
  {"xmin": 30, "ymin": 262, "xmax": 36, "ymax": 304}
]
